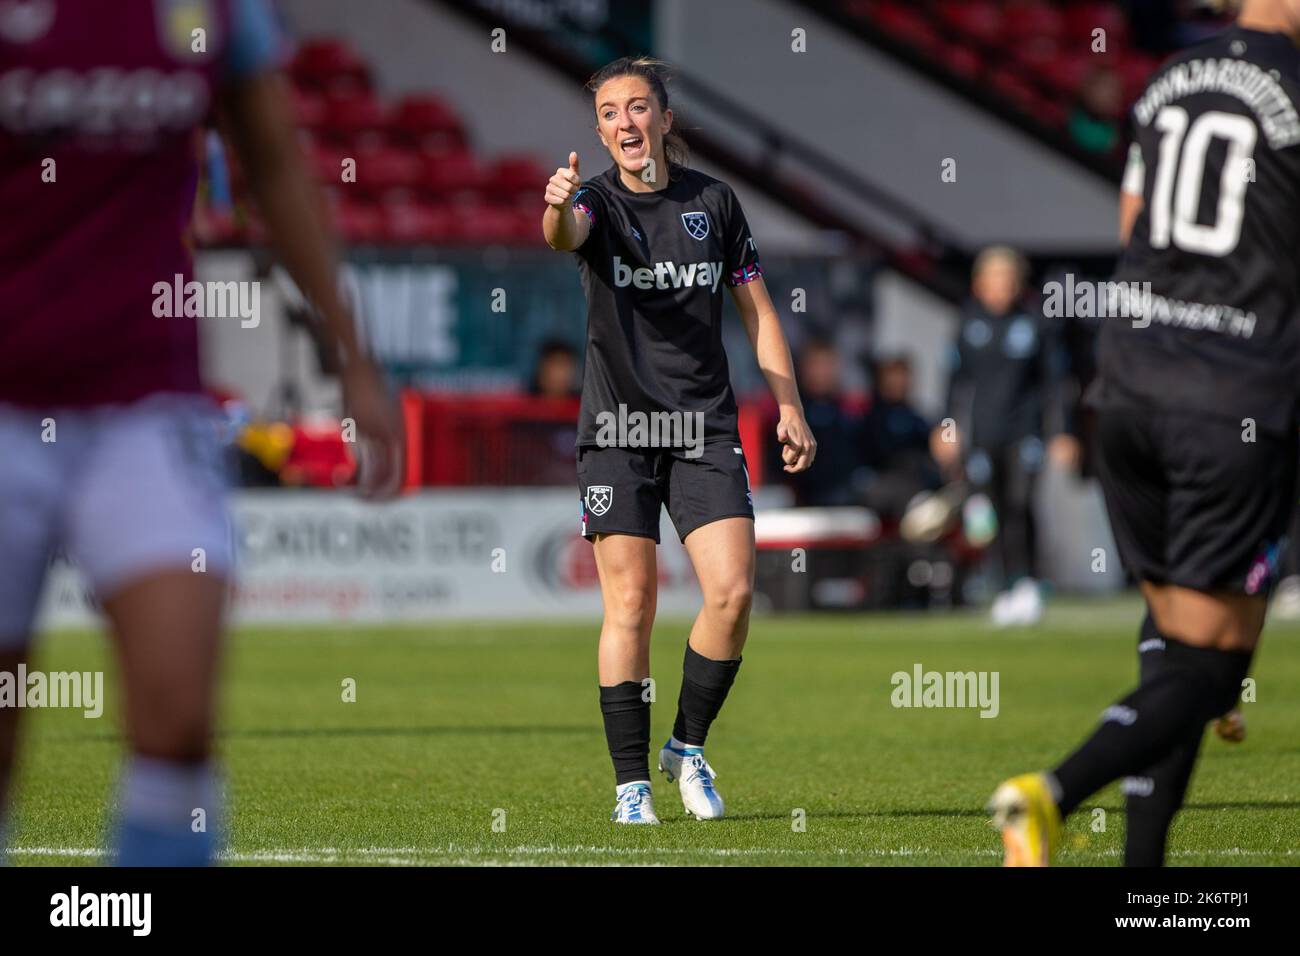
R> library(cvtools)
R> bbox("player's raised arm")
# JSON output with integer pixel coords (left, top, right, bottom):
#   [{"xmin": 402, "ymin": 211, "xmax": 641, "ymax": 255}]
[
  {"xmin": 217, "ymin": 72, "xmax": 404, "ymax": 498},
  {"xmin": 542, "ymin": 151, "xmax": 592, "ymax": 251}
]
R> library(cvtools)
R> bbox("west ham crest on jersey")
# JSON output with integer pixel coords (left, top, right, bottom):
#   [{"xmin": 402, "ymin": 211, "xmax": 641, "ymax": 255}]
[
  {"xmin": 681, "ymin": 211, "xmax": 710, "ymax": 240},
  {"xmin": 586, "ymin": 485, "xmax": 613, "ymax": 516}
]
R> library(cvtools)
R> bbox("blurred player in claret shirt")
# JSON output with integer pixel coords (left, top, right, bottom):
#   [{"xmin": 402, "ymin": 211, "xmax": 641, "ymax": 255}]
[{"xmin": 0, "ymin": 0, "xmax": 402, "ymax": 864}]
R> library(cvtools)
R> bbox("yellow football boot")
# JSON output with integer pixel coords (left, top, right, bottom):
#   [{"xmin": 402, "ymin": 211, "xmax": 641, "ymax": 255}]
[{"xmin": 987, "ymin": 773, "xmax": 1063, "ymax": 867}]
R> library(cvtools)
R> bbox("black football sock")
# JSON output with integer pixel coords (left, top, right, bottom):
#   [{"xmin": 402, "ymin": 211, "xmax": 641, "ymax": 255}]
[
  {"xmin": 1050, "ymin": 637, "xmax": 1251, "ymax": 818},
  {"xmin": 1123, "ymin": 723, "xmax": 1204, "ymax": 866},
  {"xmin": 1134, "ymin": 613, "xmax": 1165, "ymax": 683},
  {"xmin": 599, "ymin": 681, "xmax": 651, "ymax": 785},
  {"xmin": 671, "ymin": 644, "xmax": 741, "ymax": 747},
  {"xmin": 1123, "ymin": 615, "xmax": 1206, "ymax": 867}
]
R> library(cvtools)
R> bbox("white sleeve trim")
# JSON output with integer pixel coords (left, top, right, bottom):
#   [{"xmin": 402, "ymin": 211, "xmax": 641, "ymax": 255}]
[{"xmin": 1121, "ymin": 142, "xmax": 1145, "ymax": 197}]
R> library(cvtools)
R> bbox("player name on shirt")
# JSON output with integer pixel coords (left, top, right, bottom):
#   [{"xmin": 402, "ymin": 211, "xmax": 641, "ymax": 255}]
[{"xmin": 1132, "ymin": 55, "xmax": 1300, "ymax": 147}]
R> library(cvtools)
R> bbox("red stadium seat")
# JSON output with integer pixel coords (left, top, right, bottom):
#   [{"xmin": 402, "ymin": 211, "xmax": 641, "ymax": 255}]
[
  {"xmin": 291, "ymin": 38, "xmax": 371, "ymax": 95},
  {"xmin": 423, "ymin": 151, "xmax": 483, "ymax": 198},
  {"xmin": 1039, "ymin": 53, "xmax": 1096, "ymax": 97},
  {"xmin": 194, "ymin": 29, "xmax": 558, "ymax": 249},
  {"xmin": 1120, "ymin": 53, "xmax": 1162, "ymax": 102},
  {"xmin": 456, "ymin": 201, "xmax": 520, "ymax": 244},
  {"xmin": 308, "ymin": 142, "xmax": 352, "ymax": 185},
  {"xmin": 1014, "ymin": 35, "xmax": 1060, "ymax": 73},
  {"xmin": 391, "ymin": 94, "xmax": 467, "ymax": 152},
  {"xmin": 1033, "ymin": 96, "xmax": 1069, "ymax": 129},
  {"xmin": 382, "ymin": 199, "xmax": 460, "ymax": 244},
  {"xmin": 489, "ymin": 155, "xmax": 547, "ymax": 202},
  {"xmin": 873, "ymin": 1, "xmax": 946, "ymax": 59},
  {"xmin": 323, "ymin": 91, "xmax": 388, "ymax": 143},
  {"xmin": 507, "ymin": 207, "xmax": 545, "ymax": 244},
  {"xmin": 988, "ymin": 67, "xmax": 1040, "ymax": 114},
  {"xmin": 289, "ymin": 87, "xmax": 330, "ymax": 132},
  {"xmin": 943, "ymin": 43, "xmax": 984, "ymax": 82},
  {"xmin": 353, "ymin": 143, "xmax": 426, "ymax": 197},
  {"xmin": 937, "ymin": 0, "xmax": 1002, "ymax": 46},
  {"xmin": 1002, "ymin": 2, "xmax": 1064, "ymax": 44},
  {"xmin": 330, "ymin": 196, "xmax": 386, "ymax": 244},
  {"xmin": 1063, "ymin": 3, "xmax": 1130, "ymax": 50}
]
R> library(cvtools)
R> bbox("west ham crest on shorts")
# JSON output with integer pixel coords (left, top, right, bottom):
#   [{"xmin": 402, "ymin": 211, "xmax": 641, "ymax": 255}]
[
  {"xmin": 586, "ymin": 485, "xmax": 613, "ymax": 516},
  {"xmin": 680, "ymin": 211, "xmax": 710, "ymax": 240}
]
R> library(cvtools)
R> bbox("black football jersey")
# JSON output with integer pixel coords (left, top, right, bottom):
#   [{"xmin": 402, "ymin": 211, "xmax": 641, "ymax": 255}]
[
  {"xmin": 944, "ymin": 299, "xmax": 1071, "ymax": 450},
  {"xmin": 570, "ymin": 165, "xmax": 762, "ymax": 447},
  {"xmin": 1092, "ymin": 25, "xmax": 1300, "ymax": 433}
]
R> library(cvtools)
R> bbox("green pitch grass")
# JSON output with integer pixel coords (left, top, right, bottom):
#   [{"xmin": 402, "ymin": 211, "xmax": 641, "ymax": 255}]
[{"xmin": 8, "ymin": 597, "xmax": 1300, "ymax": 866}]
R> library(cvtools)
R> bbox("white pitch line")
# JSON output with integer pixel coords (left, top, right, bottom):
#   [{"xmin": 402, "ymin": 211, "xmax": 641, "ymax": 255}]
[
  {"xmin": 12, "ymin": 845, "xmax": 1000, "ymax": 862},
  {"xmin": 8, "ymin": 845, "xmax": 1298, "ymax": 864}
]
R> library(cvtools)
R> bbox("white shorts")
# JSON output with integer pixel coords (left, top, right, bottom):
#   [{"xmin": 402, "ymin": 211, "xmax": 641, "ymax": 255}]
[{"xmin": 0, "ymin": 394, "xmax": 234, "ymax": 646}]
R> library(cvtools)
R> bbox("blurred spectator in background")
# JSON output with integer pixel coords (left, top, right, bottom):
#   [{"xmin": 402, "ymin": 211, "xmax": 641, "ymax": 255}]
[
  {"xmin": 861, "ymin": 353, "xmax": 940, "ymax": 520},
  {"xmin": 777, "ymin": 336, "xmax": 866, "ymax": 507},
  {"xmin": 529, "ymin": 338, "xmax": 580, "ymax": 398},
  {"xmin": 930, "ymin": 246, "xmax": 1080, "ymax": 626},
  {"xmin": 523, "ymin": 338, "xmax": 580, "ymax": 484},
  {"xmin": 1069, "ymin": 66, "xmax": 1124, "ymax": 155}
]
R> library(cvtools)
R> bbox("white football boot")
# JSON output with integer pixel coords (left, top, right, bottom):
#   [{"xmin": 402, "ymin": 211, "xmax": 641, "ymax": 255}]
[
  {"xmin": 1009, "ymin": 577, "xmax": 1044, "ymax": 625},
  {"xmin": 611, "ymin": 781, "xmax": 659, "ymax": 824},
  {"xmin": 992, "ymin": 578, "xmax": 1043, "ymax": 627},
  {"xmin": 990, "ymin": 589, "xmax": 1017, "ymax": 627},
  {"xmin": 658, "ymin": 741, "xmax": 725, "ymax": 820}
]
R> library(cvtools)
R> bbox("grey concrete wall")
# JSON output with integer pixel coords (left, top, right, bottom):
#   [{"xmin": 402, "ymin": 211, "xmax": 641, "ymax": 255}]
[{"xmin": 656, "ymin": 0, "xmax": 1123, "ymax": 254}]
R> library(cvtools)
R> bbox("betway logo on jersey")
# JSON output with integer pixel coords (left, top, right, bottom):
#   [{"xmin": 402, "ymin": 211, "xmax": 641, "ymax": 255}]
[{"xmin": 613, "ymin": 256, "xmax": 724, "ymax": 292}]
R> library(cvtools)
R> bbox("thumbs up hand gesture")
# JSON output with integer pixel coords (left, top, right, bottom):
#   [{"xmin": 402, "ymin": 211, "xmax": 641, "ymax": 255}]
[{"xmin": 545, "ymin": 151, "xmax": 582, "ymax": 209}]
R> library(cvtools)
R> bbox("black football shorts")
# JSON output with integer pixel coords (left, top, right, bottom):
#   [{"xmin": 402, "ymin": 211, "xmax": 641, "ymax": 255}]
[
  {"xmin": 577, "ymin": 442, "xmax": 754, "ymax": 543},
  {"xmin": 1096, "ymin": 408, "xmax": 1298, "ymax": 595}
]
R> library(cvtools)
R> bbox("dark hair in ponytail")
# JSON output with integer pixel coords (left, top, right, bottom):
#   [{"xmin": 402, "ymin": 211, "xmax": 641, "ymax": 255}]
[{"xmin": 586, "ymin": 56, "xmax": 689, "ymax": 172}]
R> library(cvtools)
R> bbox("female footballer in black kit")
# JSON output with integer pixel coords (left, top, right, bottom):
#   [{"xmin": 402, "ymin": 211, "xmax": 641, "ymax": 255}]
[{"xmin": 542, "ymin": 57, "xmax": 816, "ymax": 823}]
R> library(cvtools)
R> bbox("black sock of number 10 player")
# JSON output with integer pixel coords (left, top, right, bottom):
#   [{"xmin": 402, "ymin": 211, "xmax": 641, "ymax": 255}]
[{"xmin": 1052, "ymin": 636, "xmax": 1250, "ymax": 818}]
